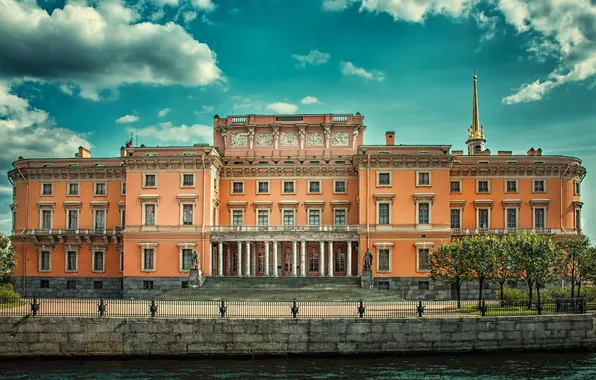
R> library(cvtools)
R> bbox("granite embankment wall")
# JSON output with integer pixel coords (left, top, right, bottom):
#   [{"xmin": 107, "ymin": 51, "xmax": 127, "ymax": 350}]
[{"xmin": 0, "ymin": 315, "xmax": 594, "ymax": 357}]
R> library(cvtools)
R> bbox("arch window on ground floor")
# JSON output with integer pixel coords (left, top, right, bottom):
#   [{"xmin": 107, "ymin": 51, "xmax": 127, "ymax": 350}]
[
  {"xmin": 309, "ymin": 251, "xmax": 319, "ymax": 272},
  {"xmin": 335, "ymin": 251, "xmax": 345, "ymax": 272},
  {"xmin": 284, "ymin": 250, "xmax": 292, "ymax": 272},
  {"xmin": 258, "ymin": 252, "xmax": 264, "ymax": 272}
]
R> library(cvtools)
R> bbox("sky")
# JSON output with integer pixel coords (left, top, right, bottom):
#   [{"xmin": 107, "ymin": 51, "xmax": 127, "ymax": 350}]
[{"xmin": 0, "ymin": 0, "xmax": 595, "ymax": 239}]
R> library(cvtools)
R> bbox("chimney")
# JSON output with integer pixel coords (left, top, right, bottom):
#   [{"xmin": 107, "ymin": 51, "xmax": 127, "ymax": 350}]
[
  {"xmin": 527, "ymin": 147, "xmax": 536, "ymax": 156},
  {"xmin": 497, "ymin": 151, "xmax": 512, "ymax": 156},
  {"xmin": 385, "ymin": 131, "xmax": 395, "ymax": 146},
  {"xmin": 75, "ymin": 146, "xmax": 91, "ymax": 158}
]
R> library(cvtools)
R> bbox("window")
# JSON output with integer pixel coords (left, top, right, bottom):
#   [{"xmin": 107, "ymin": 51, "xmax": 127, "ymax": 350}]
[
  {"xmin": 40, "ymin": 280, "xmax": 49, "ymax": 289},
  {"xmin": 232, "ymin": 253, "xmax": 238, "ymax": 272},
  {"xmin": 182, "ymin": 174, "xmax": 194, "ymax": 187},
  {"xmin": 309, "ymin": 252, "xmax": 319, "ymax": 272},
  {"xmin": 181, "ymin": 281, "xmax": 189, "ymax": 289},
  {"xmin": 94, "ymin": 210, "xmax": 106, "ymax": 231},
  {"xmin": 533, "ymin": 180, "xmax": 545, "ymax": 193},
  {"xmin": 478, "ymin": 209, "xmax": 489, "ymax": 229},
  {"xmin": 417, "ymin": 172, "xmax": 431, "ymax": 186},
  {"xmin": 67, "ymin": 280, "xmax": 76, "ymax": 289},
  {"xmin": 257, "ymin": 252, "xmax": 264, "ymax": 272},
  {"xmin": 144, "ymin": 204, "xmax": 156, "ymax": 225},
  {"xmin": 214, "ymin": 178, "xmax": 218, "ymax": 192},
  {"xmin": 143, "ymin": 281, "xmax": 154, "ymax": 290},
  {"xmin": 334, "ymin": 181, "xmax": 346, "ymax": 194},
  {"xmin": 378, "ymin": 203, "xmax": 390, "ymax": 225},
  {"xmin": 121, "ymin": 182, "xmax": 126, "ymax": 195},
  {"xmin": 143, "ymin": 248, "xmax": 155, "ymax": 271},
  {"xmin": 308, "ymin": 210, "xmax": 321, "ymax": 226},
  {"xmin": 417, "ymin": 249, "xmax": 430, "ymax": 271},
  {"xmin": 506, "ymin": 208, "xmax": 517, "ymax": 229},
  {"xmin": 418, "ymin": 203, "xmax": 430, "ymax": 225},
  {"xmin": 283, "ymin": 210, "xmax": 295, "ymax": 226},
  {"xmin": 182, "ymin": 249, "xmax": 193, "ymax": 271},
  {"xmin": 144, "ymin": 174, "xmax": 156, "ymax": 188},
  {"xmin": 308, "ymin": 181, "xmax": 321, "ymax": 194},
  {"xmin": 94, "ymin": 281, "xmax": 103, "ymax": 290},
  {"xmin": 120, "ymin": 209, "xmax": 126, "ymax": 229},
  {"xmin": 334, "ymin": 209, "xmax": 346, "ymax": 226},
  {"xmin": 418, "ymin": 281, "xmax": 430, "ymax": 290},
  {"xmin": 450, "ymin": 181, "xmax": 461, "ymax": 193},
  {"xmin": 506, "ymin": 180, "xmax": 518, "ymax": 193},
  {"xmin": 450, "ymin": 209, "xmax": 461, "ymax": 229},
  {"xmin": 64, "ymin": 209, "xmax": 78, "ymax": 230},
  {"xmin": 68, "ymin": 183, "xmax": 79, "ymax": 196},
  {"xmin": 95, "ymin": 182, "xmax": 106, "ymax": 196},
  {"xmin": 41, "ymin": 183, "xmax": 53, "ymax": 196},
  {"xmin": 66, "ymin": 251, "xmax": 77, "ymax": 272},
  {"xmin": 232, "ymin": 182, "xmax": 244, "ymax": 194},
  {"xmin": 335, "ymin": 252, "xmax": 345, "ymax": 272},
  {"xmin": 477, "ymin": 180, "xmax": 489, "ymax": 193},
  {"xmin": 283, "ymin": 181, "xmax": 295, "ymax": 194},
  {"xmin": 257, "ymin": 210, "xmax": 269, "ymax": 226},
  {"xmin": 378, "ymin": 249, "xmax": 390, "ymax": 271},
  {"xmin": 534, "ymin": 208, "xmax": 545, "ymax": 229},
  {"xmin": 119, "ymin": 251, "xmax": 124, "ymax": 272},
  {"xmin": 257, "ymin": 181, "xmax": 269, "ymax": 194},
  {"xmin": 377, "ymin": 172, "xmax": 391, "ymax": 186},
  {"xmin": 575, "ymin": 209, "xmax": 581, "ymax": 232},
  {"xmin": 39, "ymin": 251, "xmax": 50, "ymax": 271},
  {"xmin": 574, "ymin": 181, "xmax": 581, "ymax": 196},
  {"xmin": 232, "ymin": 210, "xmax": 243, "ymax": 227},
  {"xmin": 93, "ymin": 251, "xmax": 105, "ymax": 272},
  {"xmin": 182, "ymin": 204, "xmax": 193, "ymax": 225},
  {"xmin": 41, "ymin": 210, "xmax": 52, "ymax": 230}
]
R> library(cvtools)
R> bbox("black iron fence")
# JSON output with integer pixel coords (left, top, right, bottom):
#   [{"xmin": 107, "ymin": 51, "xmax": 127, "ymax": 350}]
[{"xmin": 0, "ymin": 297, "xmax": 592, "ymax": 319}]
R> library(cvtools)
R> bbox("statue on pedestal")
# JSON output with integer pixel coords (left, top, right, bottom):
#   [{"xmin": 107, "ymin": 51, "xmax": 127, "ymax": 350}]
[
  {"xmin": 363, "ymin": 248, "xmax": 373, "ymax": 271},
  {"xmin": 191, "ymin": 250, "xmax": 200, "ymax": 270}
]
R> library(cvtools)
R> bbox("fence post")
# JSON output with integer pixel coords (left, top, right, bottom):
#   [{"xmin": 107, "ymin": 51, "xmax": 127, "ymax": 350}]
[
  {"xmin": 536, "ymin": 301, "xmax": 543, "ymax": 316},
  {"xmin": 149, "ymin": 299, "xmax": 158, "ymax": 318},
  {"xmin": 219, "ymin": 298, "xmax": 227, "ymax": 318},
  {"xmin": 97, "ymin": 299, "xmax": 107, "ymax": 317},
  {"xmin": 290, "ymin": 298, "xmax": 299, "ymax": 318},
  {"xmin": 480, "ymin": 300, "xmax": 487, "ymax": 317},
  {"xmin": 416, "ymin": 300, "xmax": 424, "ymax": 318},
  {"xmin": 30, "ymin": 297, "xmax": 39, "ymax": 316},
  {"xmin": 357, "ymin": 299, "xmax": 365, "ymax": 318}
]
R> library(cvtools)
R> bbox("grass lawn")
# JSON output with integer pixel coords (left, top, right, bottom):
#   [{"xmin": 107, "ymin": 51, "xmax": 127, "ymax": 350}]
[{"xmin": 160, "ymin": 288, "xmax": 406, "ymax": 302}]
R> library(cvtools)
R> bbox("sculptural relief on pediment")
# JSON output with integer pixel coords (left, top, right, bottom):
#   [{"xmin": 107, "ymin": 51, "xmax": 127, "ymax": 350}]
[
  {"xmin": 256, "ymin": 133, "xmax": 273, "ymax": 147},
  {"xmin": 332, "ymin": 132, "xmax": 349, "ymax": 146},
  {"xmin": 280, "ymin": 132, "xmax": 298, "ymax": 146},
  {"xmin": 306, "ymin": 132, "xmax": 323, "ymax": 146},
  {"xmin": 230, "ymin": 133, "xmax": 248, "ymax": 147}
]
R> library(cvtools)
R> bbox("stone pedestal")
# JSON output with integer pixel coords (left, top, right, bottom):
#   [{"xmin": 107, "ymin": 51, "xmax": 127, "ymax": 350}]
[
  {"xmin": 360, "ymin": 270, "xmax": 373, "ymax": 289},
  {"xmin": 189, "ymin": 268, "xmax": 205, "ymax": 289}
]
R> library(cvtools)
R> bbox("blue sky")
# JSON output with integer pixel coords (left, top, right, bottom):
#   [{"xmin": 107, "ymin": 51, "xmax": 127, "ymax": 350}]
[{"xmin": 1, "ymin": 0, "xmax": 595, "ymax": 238}]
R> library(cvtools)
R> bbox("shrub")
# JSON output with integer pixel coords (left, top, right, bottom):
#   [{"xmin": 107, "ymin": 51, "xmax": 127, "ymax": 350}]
[
  {"xmin": 498, "ymin": 287, "xmax": 526, "ymax": 301},
  {"xmin": 0, "ymin": 283, "xmax": 20, "ymax": 303},
  {"xmin": 499, "ymin": 285, "xmax": 596, "ymax": 302}
]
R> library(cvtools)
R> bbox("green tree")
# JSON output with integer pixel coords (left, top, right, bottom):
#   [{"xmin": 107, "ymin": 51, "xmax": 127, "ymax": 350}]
[
  {"xmin": 430, "ymin": 240, "xmax": 471, "ymax": 308},
  {"xmin": 494, "ymin": 241, "xmax": 516, "ymax": 306},
  {"xmin": 579, "ymin": 246, "xmax": 596, "ymax": 294},
  {"xmin": 462, "ymin": 234, "xmax": 499, "ymax": 305},
  {"xmin": 0, "ymin": 234, "xmax": 16, "ymax": 284},
  {"xmin": 556, "ymin": 235, "xmax": 591, "ymax": 298}
]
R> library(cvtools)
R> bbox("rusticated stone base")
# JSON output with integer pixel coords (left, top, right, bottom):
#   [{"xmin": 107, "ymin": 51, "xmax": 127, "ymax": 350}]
[
  {"xmin": 0, "ymin": 315, "xmax": 594, "ymax": 357},
  {"xmin": 10, "ymin": 276, "xmax": 123, "ymax": 299},
  {"xmin": 374, "ymin": 277, "xmax": 498, "ymax": 301},
  {"xmin": 123, "ymin": 277, "xmax": 188, "ymax": 299}
]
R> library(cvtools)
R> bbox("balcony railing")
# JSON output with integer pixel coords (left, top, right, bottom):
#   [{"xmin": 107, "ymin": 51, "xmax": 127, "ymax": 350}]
[
  {"xmin": 25, "ymin": 228, "xmax": 121, "ymax": 236},
  {"xmin": 211, "ymin": 225, "xmax": 360, "ymax": 233},
  {"xmin": 231, "ymin": 117, "xmax": 247, "ymax": 123},
  {"xmin": 451, "ymin": 228, "xmax": 555, "ymax": 236},
  {"xmin": 332, "ymin": 115, "xmax": 348, "ymax": 122}
]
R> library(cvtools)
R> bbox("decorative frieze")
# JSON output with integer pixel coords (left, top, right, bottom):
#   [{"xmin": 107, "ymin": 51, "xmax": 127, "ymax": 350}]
[
  {"xmin": 307, "ymin": 133, "xmax": 324, "ymax": 146},
  {"xmin": 355, "ymin": 156, "xmax": 454, "ymax": 169},
  {"xmin": 221, "ymin": 165, "xmax": 358, "ymax": 178},
  {"xmin": 10, "ymin": 167, "xmax": 126, "ymax": 182},
  {"xmin": 256, "ymin": 133, "xmax": 273, "ymax": 147},
  {"xmin": 451, "ymin": 163, "xmax": 585, "ymax": 179},
  {"xmin": 280, "ymin": 132, "xmax": 298, "ymax": 146},
  {"xmin": 230, "ymin": 133, "xmax": 248, "ymax": 147},
  {"xmin": 332, "ymin": 132, "xmax": 349, "ymax": 146},
  {"xmin": 124, "ymin": 157, "xmax": 223, "ymax": 171}
]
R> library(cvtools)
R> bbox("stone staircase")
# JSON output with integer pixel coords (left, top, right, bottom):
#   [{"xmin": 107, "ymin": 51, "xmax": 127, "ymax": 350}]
[{"xmin": 200, "ymin": 276, "xmax": 361, "ymax": 289}]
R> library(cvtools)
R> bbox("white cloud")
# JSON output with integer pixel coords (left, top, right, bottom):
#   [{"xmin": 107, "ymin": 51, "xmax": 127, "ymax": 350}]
[
  {"xmin": 291, "ymin": 49, "xmax": 330, "ymax": 67},
  {"xmin": 194, "ymin": 105, "xmax": 214, "ymax": 115},
  {"xmin": 340, "ymin": 61, "xmax": 385, "ymax": 81},
  {"xmin": 301, "ymin": 96, "xmax": 320, "ymax": 104},
  {"xmin": 266, "ymin": 102, "xmax": 299, "ymax": 114},
  {"xmin": 152, "ymin": 0, "xmax": 180, "ymax": 7},
  {"xmin": 116, "ymin": 114, "xmax": 139, "ymax": 124},
  {"xmin": 158, "ymin": 108, "xmax": 171, "ymax": 117},
  {"xmin": 0, "ymin": 0, "xmax": 223, "ymax": 101},
  {"xmin": 134, "ymin": 121, "xmax": 212, "ymax": 144},
  {"xmin": 475, "ymin": 11, "xmax": 499, "ymax": 43},
  {"xmin": 322, "ymin": 0, "xmax": 355, "ymax": 11},
  {"xmin": 192, "ymin": 0, "xmax": 216, "ymax": 12},
  {"xmin": 183, "ymin": 11, "xmax": 197, "ymax": 23},
  {"xmin": 59, "ymin": 84, "xmax": 76, "ymax": 96},
  {"xmin": 0, "ymin": 186, "xmax": 12, "ymax": 196}
]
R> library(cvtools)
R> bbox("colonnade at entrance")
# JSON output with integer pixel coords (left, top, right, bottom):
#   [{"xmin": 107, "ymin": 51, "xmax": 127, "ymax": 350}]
[{"xmin": 210, "ymin": 240, "xmax": 358, "ymax": 277}]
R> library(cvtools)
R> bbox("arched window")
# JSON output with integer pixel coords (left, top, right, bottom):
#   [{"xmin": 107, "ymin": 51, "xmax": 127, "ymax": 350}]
[
  {"xmin": 335, "ymin": 251, "xmax": 345, "ymax": 272},
  {"xmin": 309, "ymin": 251, "xmax": 319, "ymax": 272},
  {"xmin": 284, "ymin": 249, "xmax": 291, "ymax": 272},
  {"xmin": 257, "ymin": 252, "xmax": 264, "ymax": 272}
]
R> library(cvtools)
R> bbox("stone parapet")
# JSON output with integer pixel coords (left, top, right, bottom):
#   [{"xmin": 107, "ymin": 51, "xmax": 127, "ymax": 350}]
[{"xmin": 0, "ymin": 315, "xmax": 593, "ymax": 357}]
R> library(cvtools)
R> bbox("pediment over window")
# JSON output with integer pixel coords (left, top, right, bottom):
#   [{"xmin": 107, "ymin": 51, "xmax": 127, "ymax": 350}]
[
  {"xmin": 253, "ymin": 201, "xmax": 273, "ymax": 209},
  {"xmin": 227, "ymin": 201, "xmax": 247, "ymax": 209},
  {"xmin": 279, "ymin": 200, "xmax": 299, "ymax": 209},
  {"xmin": 373, "ymin": 242, "xmax": 395, "ymax": 249},
  {"xmin": 502, "ymin": 199, "xmax": 522, "ymax": 206},
  {"xmin": 474, "ymin": 199, "xmax": 494, "ymax": 207},
  {"xmin": 304, "ymin": 200, "xmax": 325, "ymax": 209},
  {"xmin": 530, "ymin": 199, "xmax": 550, "ymax": 206},
  {"xmin": 373, "ymin": 193, "xmax": 395, "ymax": 200}
]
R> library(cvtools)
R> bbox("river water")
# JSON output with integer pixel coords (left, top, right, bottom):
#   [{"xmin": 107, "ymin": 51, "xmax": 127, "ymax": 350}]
[{"xmin": 1, "ymin": 351, "xmax": 595, "ymax": 379}]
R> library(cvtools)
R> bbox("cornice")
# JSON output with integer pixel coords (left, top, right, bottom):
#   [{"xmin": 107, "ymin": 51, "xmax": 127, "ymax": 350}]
[
  {"xmin": 124, "ymin": 155, "xmax": 224, "ymax": 171},
  {"xmin": 9, "ymin": 167, "xmax": 125, "ymax": 182},
  {"xmin": 221, "ymin": 165, "xmax": 357, "ymax": 178},
  {"xmin": 450, "ymin": 163, "xmax": 586, "ymax": 179},
  {"xmin": 355, "ymin": 155, "xmax": 454, "ymax": 169}
]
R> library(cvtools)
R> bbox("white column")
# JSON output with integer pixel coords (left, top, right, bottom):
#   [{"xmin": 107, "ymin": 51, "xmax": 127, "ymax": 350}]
[
  {"xmin": 292, "ymin": 241, "xmax": 298, "ymax": 277},
  {"xmin": 319, "ymin": 241, "xmax": 325, "ymax": 276},
  {"xmin": 300, "ymin": 240, "xmax": 306, "ymax": 277},
  {"xmin": 245, "ymin": 241, "xmax": 251, "ymax": 276},
  {"xmin": 328, "ymin": 241, "xmax": 334, "ymax": 277},
  {"xmin": 264, "ymin": 242, "xmax": 270, "ymax": 276},
  {"xmin": 218, "ymin": 241, "xmax": 223, "ymax": 276},
  {"xmin": 208, "ymin": 242, "xmax": 212, "ymax": 276},
  {"xmin": 273, "ymin": 242, "xmax": 278, "ymax": 277},
  {"xmin": 237, "ymin": 241, "xmax": 242, "ymax": 277},
  {"xmin": 346, "ymin": 242, "xmax": 352, "ymax": 277}
]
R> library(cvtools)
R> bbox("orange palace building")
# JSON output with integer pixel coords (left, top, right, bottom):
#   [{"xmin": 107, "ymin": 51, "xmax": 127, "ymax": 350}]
[{"xmin": 8, "ymin": 75, "xmax": 586, "ymax": 299}]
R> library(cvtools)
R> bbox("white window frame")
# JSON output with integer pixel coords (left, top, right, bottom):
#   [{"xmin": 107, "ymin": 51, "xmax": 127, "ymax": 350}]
[
  {"xmin": 231, "ymin": 181, "xmax": 245, "ymax": 195},
  {"xmin": 39, "ymin": 207, "xmax": 53, "ymax": 230},
  {"xmin": 64, "ymin": 249, "xmax": 79, "ymax": 273},
  {"xmin": 139, "ymin": 242, "xmax": 158, "ymax": 272},
  {"xmin": 415, "ymin": 244, "xmax": 433, "ymax": 273},
  {"xmin": 40, "ymin": 182, "xmax": 53, "ymax": 196},
  {"xmin": 91, "ymin": 247, "xmax": 106, "ymax": 273},
  {"xmin": 121, "ymin": 182, "xmax": 126, "ymax": 195},
  {"xmin": 143, "ymin": 173, "xmax": 158, "ymax": 188},
  {"xmin": 450, "ymin": 208, "xmax": 462, "ymax": 229},
  {"xmin": 376, "ymin": 201, "xmax": 392, "ymax": 225},
  {"xmin": 377, "ymin": 172, "xmax": 391, "ymax": 187},
  {"xmin": 231, "ymin": 208, "xmax": 245, "ymax": 227},
  {"xmin": 376, "ymin": 245, "xmax": 393, "ymax": 272},
  {"xmin": 574, "ymin": 181, "xmax": 581, "ymax": 196},
  {"xmin": 450, "ymin": 180, "xmax": 462, "ymax": 193},
  {"xmin": 180, "ymin": 202, "xmax": 195, "ymax": 226},
  {"xmin": 282, "ymin": 208, "xmax": 295, "ymax": 226},
  {"xmin": 120, "ymin": 208, "xmax": 126, "ymax": 229},
  {"xmin": 94, "ymin": 182, "xmax": 107, "ymax": 196},
  {"xmin": 38, "ymin": 248, "xmax": 52, "ymax": 272},
  {"xmin": 533, "ymin": 179, "xmax": 547, "ymax": 193},
  {"xmin": 142, "ymin": 203, "xmax": 158, "ymax": 226},
  {"xmin": 307, "ymin": 180, "xmax": 322, "ymax": 195},
  {"xmin": 67, "ymin": 182, "xmax": 80, "ymax": 196},
  {"xmin": 180, "ymin": 173, "xmax": 195, "ymax": 188},
  {"xmin": 334, "ymin": 208, "xmax": 347, "ymax": 226},
  {"xmin": 282, "ymin": 180, "xmax": 296, "ymax": 195},
  {"xmin": 476, "ymin": 179, "xmax": 491, "ymax": 194},
  {"xmin": 256, "ymin": 209, "xmax": 270, "ymax": 227},
  {"xmin": 416, "ymin": 171, "xmax": 431, "ymax": 187},
  {"xmin": 65, "ymin": 208, "xmax": 80, "ymax": 230},
  {"xmin": 333, "ymin": 180, "xmax": 347, "ymax": 194},
  {"xmin": 256, "ymin": 180, "xmax": 270, "ymax": 195},
  {"xmin": 504, "ymin": 179, "xmax": 519, "ymax": 194},
  {"xmin": 308, "ymin": 208, "xmax": 322, "ymax": 226},
  {"xmin": 504, "ymin": 207, "xmax": 519, "ymax": 229},
  {"xmin": 118, "ymin": 248, "xmax": 124, "ymax": 273},
  {"xmin": 177, "ymin": 242, "xmax": 197, "ymax": 272},
  {"xmin": 416, "ymin": 201, "xmax": 432, "ymax": 227},
  {"xmin": 476, "ymin": 207, "xmax": 491, "ymax": 229},
  {"xmin": 532, "ymin": 206, "xmax": 547, "ymax": 229},
  {"xmin": 93, "ymin": 208, "xmax": 107, "ymax": 231}
]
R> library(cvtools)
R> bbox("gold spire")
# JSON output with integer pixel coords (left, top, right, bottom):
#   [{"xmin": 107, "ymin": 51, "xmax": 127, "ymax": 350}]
[{"xmin": 468, "ymin": 68, "xmax": 484, "ymax": 141}]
